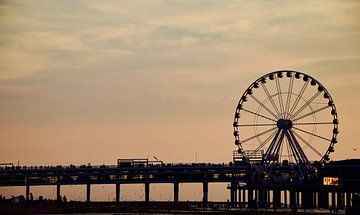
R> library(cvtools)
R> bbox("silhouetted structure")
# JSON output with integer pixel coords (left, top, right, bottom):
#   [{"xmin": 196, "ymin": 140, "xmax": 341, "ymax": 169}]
[
  {"xmin": 1, "ymin": 71, "xmax": 358, "ymax": 213},
  {"xmin": 0, "ymin": 159, "xmax": 360, "ymax": 212}
]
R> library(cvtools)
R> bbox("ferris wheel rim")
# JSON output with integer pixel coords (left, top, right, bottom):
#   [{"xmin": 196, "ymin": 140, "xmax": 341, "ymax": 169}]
[{"xmin": 233, "ymin": 70, "xmax": 338, "ymax": 164}]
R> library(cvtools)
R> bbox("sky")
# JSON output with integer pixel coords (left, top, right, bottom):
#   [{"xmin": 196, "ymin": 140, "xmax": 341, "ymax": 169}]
[{"xmin": 0, "ymin": 0, "xmax": 360, "ymax": 200}]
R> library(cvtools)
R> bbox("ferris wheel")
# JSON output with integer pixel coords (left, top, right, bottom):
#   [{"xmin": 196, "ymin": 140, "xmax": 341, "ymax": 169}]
[{"xmin": 233, "ymin": 71, "xmax": 338, "ymax": 167}]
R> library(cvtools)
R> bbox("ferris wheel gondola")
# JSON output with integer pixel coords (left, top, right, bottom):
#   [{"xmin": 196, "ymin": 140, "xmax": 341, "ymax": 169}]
[{"xmin": 233, "ymin": 71, "xmax": 338, "ymax": 172}]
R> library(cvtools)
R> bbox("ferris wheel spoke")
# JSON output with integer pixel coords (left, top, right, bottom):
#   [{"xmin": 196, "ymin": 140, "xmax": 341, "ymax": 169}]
[
  {"xmin": 274, "ymin": 130, "xmax": 286, "ymax": 157},
  {"xmin": 286, "ymin": 130, "xmax": 309, "ymax": 164},
  {"xmin": 260, "ymin": 83, "xmax": 282, "ymax": 118},
  {"xmin": 275, "ymin": 77, "xmax": 285, "ymax": 118},
  {"xmin": 233, "ymin": 71, "xmax": 338, "ymax": 167},
  {"xmin": 285, "ymin": 75, "xmax": 294, "ymax": 119},
  {"xmin": 278, "ymin": 132, "xmax": 285, "ymax": 160},
  {"xmin": 293, "ymin": 122, "xmax": 334, "ymax": 126},
  {"xmin": 241, "ymin": 127, "xmax": 277, "ymax": 144},
  {"xmin": 284, "ymin": 130, "xmax": 302, "ymax": 165},
  {"xmin": 263, "ymin": 129, "xmax": 284, "ymax": 163},
  {"xmin": 237, "ymin": 123, "xmax": 276, "ymax": 127},
  {"xmin": 292, "ymin": 130, "xmax": 323, "ymax": 158},
  {"xmin": 248, "ymin": 130, "xmax": 278, "ymax": 157},
  {"xmin": 288, "ymin": 80, "xmax": 309, "ymax": 118},
  {"xmin": 284, "ymin": 135, "xmax": 294, "ymax": 163},
  {"xmin": 292, "ymin": 127, "xmax": 332, "ymax": 142},
  {"xmin": 289, "ymin": 130, "xmax": 308, "ymax": 162},
  {"xmin": 249, "ymin": 95, "xmax": 279, "ymax": 120},
  {"xmin": 292, "ymin": 105, "xmax": 330, "ymax": 122},
  {"xmin": 290, "ymin": 91, "xmax": 322, "ymax": 120},
  {"xmin": 242, "ymin": 107, "xmax": 277, "ymax": 122}
]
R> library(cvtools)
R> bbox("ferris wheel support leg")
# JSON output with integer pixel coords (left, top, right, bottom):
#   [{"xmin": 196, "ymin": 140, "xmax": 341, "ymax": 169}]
[{"xmin": 263, "ymin": 129, "xmax": 281, "ymax": 164}]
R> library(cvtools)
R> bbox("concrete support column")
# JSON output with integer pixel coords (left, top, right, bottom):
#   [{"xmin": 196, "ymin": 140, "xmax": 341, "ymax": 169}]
[
  {"xmin": 318, "ymin": 190, "xmax": 329, "ymax": 208},
  {"xmin": 202, "ymin": 182, "xmax": 208, "ymax": 204},
  {"xmin": 296, "ymin": 192, "xmax": 300, "ymax": 209},
  {"xmin": 238, "ymin": 189, "xmax": 242, "ymax": 208},
  {"xmin": 290, "ymin": 190, "xmax": 297, "ymax": 211},
  {"xmin": 284, "ymin": 190, "xmax": 287, "ymax": 208},
  {"xmin": 233, "ymin": 189, "xmax": 237, "ymax": 207},
  {"xmin": 173, "ymin": 182, "xmax": 179, "ymax": 202},
  {"xmin": 258, "ymin": 189, "xmax": 267, "ymax": 208},
  {"xmin": 273, "ymin": 189, "xmax": 281, "ymax": 209},
  {"xmin": 257, "ymin": 190, "xmax": 265, "ymax": 208},
  {"xmin": 248, "ymin": 189, "xmax": 254, "ymax": 209},
  {"xmin": 25, "ymin": 185, "xmax": 30, "ymax": 201},
  {"xmin": 346, "ymin": 192, "xmax": 351, "ymax": 210},
  {"xmin": 115, "ymin": 183, "xmax": 120, "ymax": 205},
  {"xmin": 242, "ymin": 189, "xmax": 246, "ymax": 208},
  {"xmin": 309, "ymin": 191, "xmax": 314, "ymax": 208},
  {"xmin": 302, "ymin": 191, "xmax": 314, "ymax": 209},
  {"xmin": 331, "ymin": 191, "xmax": 336, "ymax": 211},
  {"xmin": 256, "ymin": 190, "xmax": 260, "ymax": 208},
  {"xmin": 145, "ymin": 183, "xmax": 150, "ymax": 203},
  {"xmin": 230, "ymin": 182, "xmax": 237, "ymax": 207},
  {"xmin": 337, "ymin": 192, "xmax": 344, "ymax": 209},
  {"xmin": 255, "ymin": 189, "xmax": 258, "ymax": 207},
  {"xmin": 86, "ymin": 183, "xmax": 91, "ymax": 206},
  {"xmin": 56, "ymin": 184, "xmax": 61, "ymax": 201},
  {"xmin": 301, "ymin": 192, "xmax": 305, "ymax": 209}
]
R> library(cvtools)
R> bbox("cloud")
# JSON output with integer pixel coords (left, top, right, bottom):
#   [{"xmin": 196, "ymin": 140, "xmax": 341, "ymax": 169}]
[
  {"xmin": 0, "ymin": 0, "xmax": 360, "ymax": 168},
  {"xmin": 0, "ymin": 48, "xmax": 44, "ymax": 80},
  {"xmin": 12, "ymin": 31, "xmax": 89, "ymax": 51}
]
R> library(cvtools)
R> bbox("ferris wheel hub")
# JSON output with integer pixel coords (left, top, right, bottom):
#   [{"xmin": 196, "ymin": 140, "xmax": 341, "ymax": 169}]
[
  {"xmin": 277, "ymin": 119, "xmax": 293, "ymax": 130},
  {"xmin": 233, "ymin": 70, "xmax": 338, "ymax": 167}
]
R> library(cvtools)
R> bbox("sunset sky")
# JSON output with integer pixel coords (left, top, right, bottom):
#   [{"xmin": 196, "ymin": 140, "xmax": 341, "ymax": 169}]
[{"xmin": 0, "ymin": 0, "xmax": 360, "ymax": 201}]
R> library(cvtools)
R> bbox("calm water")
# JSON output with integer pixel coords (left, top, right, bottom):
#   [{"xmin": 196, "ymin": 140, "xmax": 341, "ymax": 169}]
[
  {"xmin": 33, "ymin": 209, "xmax": 347, "ymax": 215},
  {"xmin": 34, "ymin": 212, "xmax": 231, "ymax": 215}
]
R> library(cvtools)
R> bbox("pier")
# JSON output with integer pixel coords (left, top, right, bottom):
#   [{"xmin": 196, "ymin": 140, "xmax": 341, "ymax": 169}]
[{"xmin": 1, "ymin": 158, "xmax": 360, "ymax": 212}]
